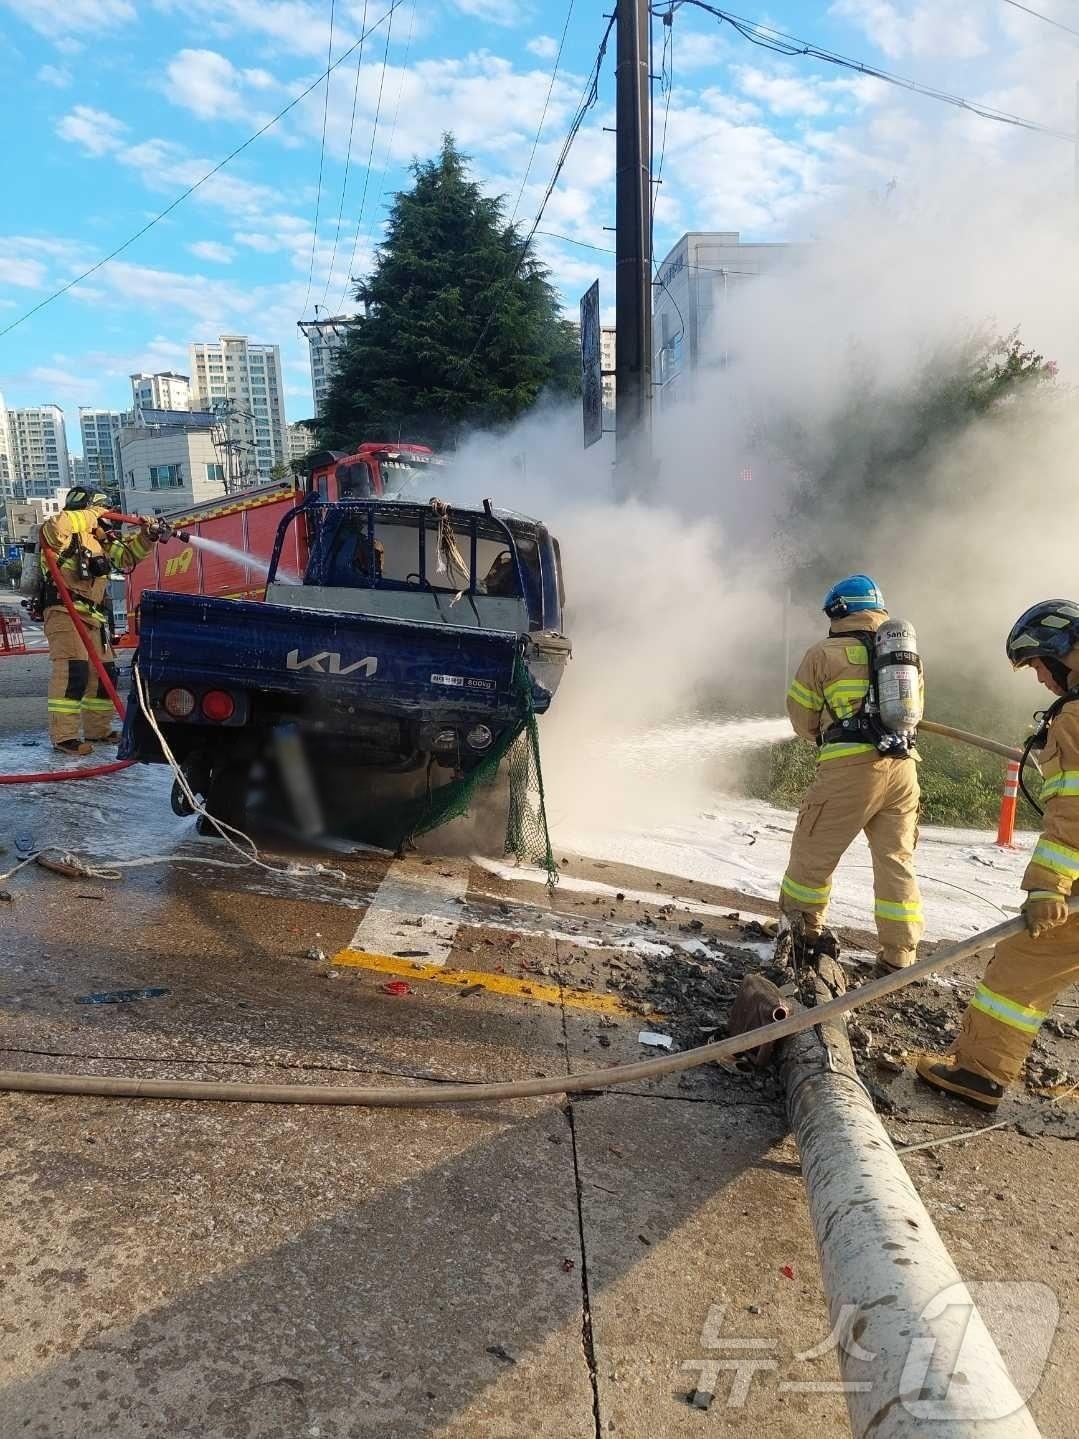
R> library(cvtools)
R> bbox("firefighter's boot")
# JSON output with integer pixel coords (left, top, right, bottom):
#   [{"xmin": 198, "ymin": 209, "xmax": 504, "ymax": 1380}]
[{"xmin": 915, "ymin": 1055, "xmax": 1005, "ymax": 1112}]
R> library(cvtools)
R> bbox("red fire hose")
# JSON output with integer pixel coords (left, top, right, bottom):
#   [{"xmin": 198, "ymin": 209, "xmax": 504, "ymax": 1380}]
[{"xmin": 0, "ymin": 546, "xmax": 136, "ymax": 786}]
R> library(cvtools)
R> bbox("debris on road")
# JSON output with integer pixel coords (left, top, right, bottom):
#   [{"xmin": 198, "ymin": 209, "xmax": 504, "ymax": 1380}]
[
  {"xmin": 77, "ymin": 987, "xmax": 169, "ymax": 1005},
  {"xmin": 380, "ymin": 980, "xmax": 413, "ymax": 996},
  {"xmin": 637, "ymin": 1030, "xmax": 674, "ymax": 1050}
]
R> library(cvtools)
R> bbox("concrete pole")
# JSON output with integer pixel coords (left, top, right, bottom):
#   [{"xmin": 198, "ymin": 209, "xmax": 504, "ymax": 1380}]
[
  {"xmin": 614, "ymin": 0, "xmax": 652, "ymax": 496},
  {"xmin": 783, "ymin": 969, "xmax": 1040, "ymax": 1438}
]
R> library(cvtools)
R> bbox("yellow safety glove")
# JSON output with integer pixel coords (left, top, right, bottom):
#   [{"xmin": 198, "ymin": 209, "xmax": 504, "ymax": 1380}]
[{"xmin": 1023, "ymin": 892, "xmax": 1070, "ymax": 939}]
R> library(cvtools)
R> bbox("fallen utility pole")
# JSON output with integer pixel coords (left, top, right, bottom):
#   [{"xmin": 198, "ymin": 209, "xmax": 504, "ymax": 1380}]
[
  {"xmin": 782, "ymin": 957, "xmax": 1039, "ymax": 1437},
  {"xmin": 614, "ymin": 0, "xmax": 652, "ymax": 495}
]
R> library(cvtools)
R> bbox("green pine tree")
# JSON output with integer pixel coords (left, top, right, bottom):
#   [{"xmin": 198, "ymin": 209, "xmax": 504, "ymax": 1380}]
[{"xmin": 318, "ymin": 136, "xmax": 579, "ymax": 450}]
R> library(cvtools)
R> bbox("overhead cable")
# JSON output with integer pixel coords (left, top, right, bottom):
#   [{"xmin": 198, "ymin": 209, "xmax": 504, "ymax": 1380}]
[
  {"xmin": 999, "ymin": 0, "xmax": 1079, "ymax": 42},
  {"xmin": 319, "ymin": 0, "xmax": 370, "ymax": 314},
  {"xmin": 302, "ymin": 0, "xmax": 340, "ymax": 321},
  {"xmin": 661, "ymin": 0, "xmax": 1078, "ymax": 142},
  {"xmin": 509, "ymin": 0, "xmax": 577, "ymax": 224},
  {"xmin": 455, "ymin": 11, "xmax": 617, "ymax": 377},
  {"xmin": 333, "ymin": 0, "xmax": 396, "ymax": 313},
  {"xmin": 0, "ymin": 0, "xmax": 405, "ymax": 340}
]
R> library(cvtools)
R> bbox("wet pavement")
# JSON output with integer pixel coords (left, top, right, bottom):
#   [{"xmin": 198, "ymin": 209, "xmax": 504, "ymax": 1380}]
[{"xmin": 2, "ymin": 654, "xmax": 1079, "ymax": 1436}]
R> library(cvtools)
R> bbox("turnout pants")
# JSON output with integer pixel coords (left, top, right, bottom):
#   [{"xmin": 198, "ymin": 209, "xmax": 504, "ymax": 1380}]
[
  {"xmin": 953, "ymin": 914, "xmax": 1079, "ymax": 1087},
  {"xmin": 44, "ymin": 606, "xmax": 118, "ymax": 744},
  {"xmin": 779, "ymin": 755, "xmax": 923, "ymax": 966}
]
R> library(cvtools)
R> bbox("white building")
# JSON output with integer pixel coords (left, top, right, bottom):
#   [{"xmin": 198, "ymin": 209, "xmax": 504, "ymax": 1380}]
[
  {"xmin": 131, "ymin": 371, "xmax": 191, "ymax": 412},
  {"xmin": 287, "ymin": 421, "xmax": 316, "ymax": 463},
  {"xmin": 79, "ymin": 408, "xmax": 123, "ymax": 492},
  {"xmin": 4, "ymin": 493, "xmax": 69, "ymax": 544},
  {"xmin": 189, "ymin": 335, "xmax": 288, "ymax": 484},
  {"xmin": 298, "ymin": 316, "xmax": 354, "ymax": 416},
  {"xmin": 652, "ymin": 231, "xmax": 796, "ymax": 401},
  {"xmin": 118, "ymin": 414, "xmax": 226, "ymax": 516},
  {"xmin": 0, "ymin": 391, "xmax": 10, "ymax": 498},
  {"xmin": 4, "ymin": 405, "xmax": 70, "ymax": 498},
  {"xmin": 600, "ymin": 326, "xmax": 616, "ymax": 415}
]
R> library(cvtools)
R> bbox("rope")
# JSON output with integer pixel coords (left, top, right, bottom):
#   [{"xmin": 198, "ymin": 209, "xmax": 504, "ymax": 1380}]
[
  {"xmin": 130, "ymin": 661, "xmax": 346, "ymax": 886},
  {"xmin": 0, "ymin": 906, "xmax": 1055, "ymax": 1109}
]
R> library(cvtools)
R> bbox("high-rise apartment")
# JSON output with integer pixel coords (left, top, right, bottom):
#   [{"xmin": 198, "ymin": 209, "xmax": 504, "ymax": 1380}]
[
  {"xmin": 189, "ymin": 335, "xmax": 287, "ymax": 483},
  {"xmin": 131, "ymin": 371, "xmax": 191, "ymax": 412},
  {"xmin": 298, "ymin": 316, "xmax": 354, "ymax": 416},
  {"xmin": 79, "ymin": 408, "xmax": 123, "ymax": 492},
  {"xmin": 4, "ymin": 405, "xmax": 70, "ymax": 498}
]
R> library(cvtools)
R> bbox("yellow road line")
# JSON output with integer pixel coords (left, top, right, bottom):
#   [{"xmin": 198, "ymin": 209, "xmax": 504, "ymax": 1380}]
[{"xmin": 332, "ymin": 948, "xmax": 644, "ymax": 1017}]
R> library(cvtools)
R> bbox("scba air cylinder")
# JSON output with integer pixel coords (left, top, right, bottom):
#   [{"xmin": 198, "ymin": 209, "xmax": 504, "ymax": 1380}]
[{"xmin": 875, "ymin": 620, "xmax": 923, "ymax": 737}]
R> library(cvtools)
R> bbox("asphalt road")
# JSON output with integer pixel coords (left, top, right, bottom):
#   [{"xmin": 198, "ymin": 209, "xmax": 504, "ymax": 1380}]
[{"xmin": 1, "ymin": 638, "xmax": 1078, "ymax": 1437}]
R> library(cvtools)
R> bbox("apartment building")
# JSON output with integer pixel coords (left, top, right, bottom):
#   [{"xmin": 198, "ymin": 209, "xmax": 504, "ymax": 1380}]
[
  {"xmin": 189, "ymin": 335, "xmax": 287, "ymax": 483},
  {"xmin": 131, "ymin": 371, "xmax": 191, "ymax": 412}
]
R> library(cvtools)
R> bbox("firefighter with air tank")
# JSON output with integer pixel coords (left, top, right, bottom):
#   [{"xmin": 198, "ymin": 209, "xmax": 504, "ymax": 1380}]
[
  {"xmin": 35, "ymin": 486, "xmax": 168, "ymax": 755},
  {"xmin": 918, "ymin": 600, "xmax": 1079, "ymax": 1110},
  {"xmin": 778, "ymin": 574, "xmax": 925, "ymax": 976}
]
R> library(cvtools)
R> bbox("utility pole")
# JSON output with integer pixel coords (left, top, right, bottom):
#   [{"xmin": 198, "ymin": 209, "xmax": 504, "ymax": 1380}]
[{"xmin": 614, "ymin": 0, "xmax": 652, "ymax": 495}]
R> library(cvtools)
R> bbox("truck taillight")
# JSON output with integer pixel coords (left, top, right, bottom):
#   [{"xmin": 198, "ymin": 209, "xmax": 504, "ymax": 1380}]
[
  {"xmin": 163, "ymin": 687, "xmax": 196, "ymax": 719},
  {"xmin": 201, "ymin": 690, "xmax": 236, "ymax": 722}
]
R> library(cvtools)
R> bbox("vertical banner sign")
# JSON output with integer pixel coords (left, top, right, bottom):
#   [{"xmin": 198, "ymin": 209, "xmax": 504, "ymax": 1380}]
[{"xmin": 580, "ymin": 280, "xmax": 602, "ymax": 449}]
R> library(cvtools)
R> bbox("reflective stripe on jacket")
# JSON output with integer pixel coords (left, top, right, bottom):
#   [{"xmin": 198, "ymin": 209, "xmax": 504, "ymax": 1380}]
[{"xmin": 1024, "ymin": 698, "xmax": 1079, "ymax": 896}]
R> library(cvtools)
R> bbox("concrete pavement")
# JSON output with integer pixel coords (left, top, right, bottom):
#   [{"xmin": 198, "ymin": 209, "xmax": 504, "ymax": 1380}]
[{"xmin": 1, "ymin": 666, "xmax": 1077, "ymax": 1436}]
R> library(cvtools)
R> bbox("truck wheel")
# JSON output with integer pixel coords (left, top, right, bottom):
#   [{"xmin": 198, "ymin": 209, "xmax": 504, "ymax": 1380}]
[{"xmin": 196, "ymin": 755, "xmax": 251, "ymax": 836}]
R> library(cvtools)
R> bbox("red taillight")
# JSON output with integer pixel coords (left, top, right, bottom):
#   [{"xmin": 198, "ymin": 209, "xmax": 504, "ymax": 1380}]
[
  {"xmin": 162, "ymin": 687, "xmax": 195, "ymax": 718},
  {"xmin": 201, "ymin": 689, "xmax": 236, "ymax": 722}
]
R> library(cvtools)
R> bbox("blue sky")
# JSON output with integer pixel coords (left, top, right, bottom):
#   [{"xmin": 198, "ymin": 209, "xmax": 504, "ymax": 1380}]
[{"xmin": 0, "ymin": 0, "xmax": 1073, "ymax": 452}]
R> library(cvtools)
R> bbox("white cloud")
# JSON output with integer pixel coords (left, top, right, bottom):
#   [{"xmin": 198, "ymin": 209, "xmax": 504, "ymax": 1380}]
[
  {"xmin": 2, "ymin": 0, "xmax": 135, "ymax": 39},
  {"xmin": 0, "ymin": 253, "xmax": 48, "ymax": 288},
  {"xmin": 526, "ymin": 34, "xmax": 557, "ymax": 60},
  {"xmin": 451, "ymin": 0, "xmax": 528, "ymax": 24},
  {"xmin": 164, "ymin": 48, "xmax": 277, "ymax": 120},
  {"xmin": 56, "ymin": 104, "xmax": 128, "ymax": 156},
  {"xmin": 37, "ymin": 62, "xmax": 72, "ymax": 87},
  {"xmin": 188, "ymin": 240, "xmax": 235, "ymax": 263},
  {"xmin": 736, "ymin": 68, "xmax": 833, "ymax": 119},
  {"xmin": 158, "ymin": 0, "xmax": 341, "ymax": 59},
  {"xmin": 831, "ymin": 0, "xmax": 988, "ymax": 61}
]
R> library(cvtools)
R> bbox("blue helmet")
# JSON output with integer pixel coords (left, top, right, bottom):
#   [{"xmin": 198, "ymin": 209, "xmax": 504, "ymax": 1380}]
[{"xmin": 822, "ymin": 574, "xmax": 886, "ymax": 619}]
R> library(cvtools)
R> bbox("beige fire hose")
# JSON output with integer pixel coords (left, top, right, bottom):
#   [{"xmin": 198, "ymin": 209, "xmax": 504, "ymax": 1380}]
[
  {"xmin": 918, "ymin": 718, "xmax": 1023, "ymax": 763},
  {"xmin": 1, "ymin": 907, "xmax": 1063, "ymax": 1108}
]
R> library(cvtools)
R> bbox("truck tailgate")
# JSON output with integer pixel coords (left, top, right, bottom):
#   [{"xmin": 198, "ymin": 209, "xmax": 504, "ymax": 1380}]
[{"xmin": 136, "ymin": 590, "xmax": 524, "ymax": 716}]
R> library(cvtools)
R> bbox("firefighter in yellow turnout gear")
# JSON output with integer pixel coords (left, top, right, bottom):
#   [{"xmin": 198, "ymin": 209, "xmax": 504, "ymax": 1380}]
[
  {"xmin": 780, "ymin": 575, "xmax": 924, "ymax": 972},
  {"xmin": 39, "ymin": 487, "xmax": 157, "ymax": 755},
  {"xmin": 919, "ymin": 600, "xmax": 1079, "ymax": 1111}
]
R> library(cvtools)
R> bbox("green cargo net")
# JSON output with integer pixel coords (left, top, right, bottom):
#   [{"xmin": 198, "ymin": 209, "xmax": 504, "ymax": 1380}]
[{"xmin": 350, "ymin": 655, "xmax": 558, "ymax": 886}]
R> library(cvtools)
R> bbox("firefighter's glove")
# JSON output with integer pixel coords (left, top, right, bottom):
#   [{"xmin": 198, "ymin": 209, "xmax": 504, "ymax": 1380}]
[{"xmin": 1023, "ymin": 892, "xmax": 1070, "ymax": 939}]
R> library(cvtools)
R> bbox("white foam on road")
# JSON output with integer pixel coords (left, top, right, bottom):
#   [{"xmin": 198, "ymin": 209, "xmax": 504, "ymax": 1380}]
[
  {"xmin": 345, "ymin": 858, "xmax": 471, "ymax": 966},
  {"xmin": 554, "ymin": 798, "xmax": 1034, "ymax": 942}
]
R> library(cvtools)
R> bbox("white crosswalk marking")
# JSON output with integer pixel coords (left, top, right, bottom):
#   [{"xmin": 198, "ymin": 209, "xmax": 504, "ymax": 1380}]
[{"xmin": 345, "ymin": 858, "xmax": 471, "ymax": 968}]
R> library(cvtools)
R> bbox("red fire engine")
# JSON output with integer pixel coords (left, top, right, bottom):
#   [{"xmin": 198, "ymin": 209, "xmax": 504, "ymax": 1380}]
[{"xmin": 124, "ymin": 442, "xmax": 438, "ymax": 633}]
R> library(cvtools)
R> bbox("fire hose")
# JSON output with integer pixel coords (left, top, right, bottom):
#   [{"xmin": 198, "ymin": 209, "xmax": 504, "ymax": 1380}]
[
  {"xmin": 0, "ymin": 905, "xmax": 1057, "ymax": 1107},
  {"xmin": 0, "ymin": 543, "xmax": 136, "ymax": 786}
]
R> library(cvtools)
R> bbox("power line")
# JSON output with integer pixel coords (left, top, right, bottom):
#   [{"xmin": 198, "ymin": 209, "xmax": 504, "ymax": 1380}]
[
  {"xmin": 334, "ymin": 0, "xmax": 396, "ymax": 313},
  {"xmin": 535, "ymin": 226, "xmax": 773, "ymax": 278},
  {"xmin": 353, "ymin": 0, "xmax": 417, "ymax": 294},
  {"xmin": 999, "ymin": 0, "xmax": 1079, "ymax": 41},
  {"xmin": 510, "ymin": 0, "xmax": 576, "ymax": 225},
  {"xmin": 662, "ymin": 0, "xmax": 1078, "ymax": 141},
  {"xmin": 0, "ymin": 0, "xmax": 405, "ymax": 341},
  {"xmin": 319, "ymin": 0, "xmax": 370, "ymax": 314},
  {"xmin": 302, "ymin": 0, "xmax": 339, "ymax": 321},
  {"xmin": 454, "ymin": 11, "xmax": 617, "ymax": 379}
]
